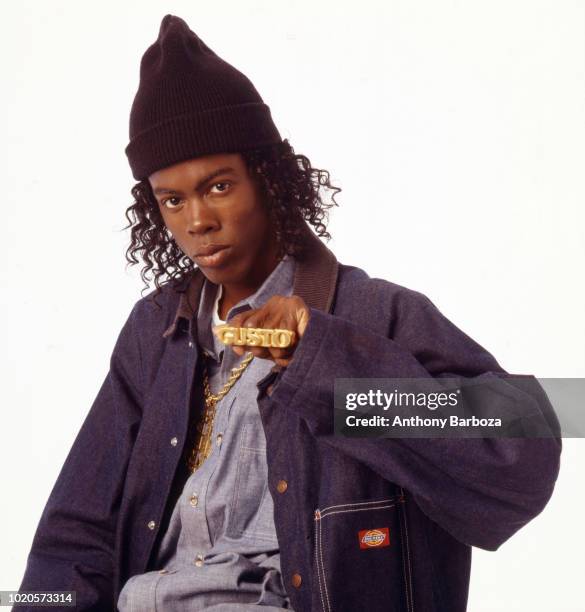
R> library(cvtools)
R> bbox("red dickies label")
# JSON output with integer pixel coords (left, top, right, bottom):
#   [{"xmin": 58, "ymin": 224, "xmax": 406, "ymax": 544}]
[{"xmin": 358, "ymin": 527, "xmax": 390, "ymax": 549}]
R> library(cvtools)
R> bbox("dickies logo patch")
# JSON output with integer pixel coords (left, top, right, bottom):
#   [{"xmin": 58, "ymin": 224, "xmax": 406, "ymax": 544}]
[{"xmin": 358, "ymin": 527, "xmax": 390, "ymax": 549}]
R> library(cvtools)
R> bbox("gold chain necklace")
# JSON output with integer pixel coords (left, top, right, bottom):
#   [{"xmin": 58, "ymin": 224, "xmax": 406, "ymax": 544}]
[{"xmin": 186, "ymin": 350, "xmax": 254, "ymax": 473}]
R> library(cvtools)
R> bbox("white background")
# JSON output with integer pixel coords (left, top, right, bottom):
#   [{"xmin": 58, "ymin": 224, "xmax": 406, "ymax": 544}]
[{"xmin": 1, "ymin": 1, "xmax": 584, "ymax": 610}]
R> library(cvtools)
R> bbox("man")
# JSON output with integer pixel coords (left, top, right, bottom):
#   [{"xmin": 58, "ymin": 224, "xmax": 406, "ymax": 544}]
[{"xmin": 18, "ymin": 14, "xmax": 561, "ymax": 612}]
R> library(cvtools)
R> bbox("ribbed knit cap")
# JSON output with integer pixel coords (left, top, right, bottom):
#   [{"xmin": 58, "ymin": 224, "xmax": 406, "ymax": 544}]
[{"xmin": 125, "ymin": 14, "xmax": 282, "ymax": 181}]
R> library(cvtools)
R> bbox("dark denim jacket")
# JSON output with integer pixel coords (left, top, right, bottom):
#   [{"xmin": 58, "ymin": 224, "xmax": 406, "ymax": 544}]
[{"xmin": 18, "ymin": 226, "xmax": 561, "ymax": 611}]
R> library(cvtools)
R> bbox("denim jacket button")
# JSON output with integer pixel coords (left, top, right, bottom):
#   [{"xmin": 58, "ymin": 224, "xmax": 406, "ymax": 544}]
[
  {"xmin": 147, "ymin": 520, "xmax": 156, "ymax": 530},
  {"xmin": 170, "ymin": 436, "xmax": 178, "ymax": 447},
  {"xmin": 277, "ymin": 479, "xmax": 288, "ymax": 494},
  {"xmin": 292, "ymin": 573, "xmax": 302, "ymax": 588}
]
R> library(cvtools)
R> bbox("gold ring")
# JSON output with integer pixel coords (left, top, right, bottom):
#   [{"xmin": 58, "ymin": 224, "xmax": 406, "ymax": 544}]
[{"xmin": 213, "ymin": 325, "xmax": 296, "ymax": 349}]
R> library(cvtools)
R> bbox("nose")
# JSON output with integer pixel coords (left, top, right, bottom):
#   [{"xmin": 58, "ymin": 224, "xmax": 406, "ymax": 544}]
[{"xmin": 185, "ymin": 197, "xmax": 219, "ymax": 235}]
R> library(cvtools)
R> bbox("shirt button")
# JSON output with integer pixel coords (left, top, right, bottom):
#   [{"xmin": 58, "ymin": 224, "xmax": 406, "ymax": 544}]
[
  {"xmin": 170, "ymin": 436, "xmax": 178, "ymax": 447},
  {"xmin": 216, "ymin": 433, "xmax": 223, "ymax": 446},
  {"xmin": 147, "ymin": 520, "xmax": 156, "ymax": 530},
  {"xmin": 189, "ymin": 493, "xmax": 199, "ymax": 507},
  {"xmin": 188, "ymin": 341, "xmax": 194, "ymax": 348},
  {"xmin": 292, "ymin": 573, "xmax": 302, "ymax": 588},
  {"xmin": 194, "ymin": 555, "xmax": 204, "ymax": 567},
  {"xmin": 277, "ymin": 479, "xmax": 288, "ymax": 494}
]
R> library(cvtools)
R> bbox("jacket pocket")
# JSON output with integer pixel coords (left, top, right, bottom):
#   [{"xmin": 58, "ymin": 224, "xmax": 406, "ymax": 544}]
[{"xmin": 314, "ymin": 492, "xmax": 413, "ymax": 612}]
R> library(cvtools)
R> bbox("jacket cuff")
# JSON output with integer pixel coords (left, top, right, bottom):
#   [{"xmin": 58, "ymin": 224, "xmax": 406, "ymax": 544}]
[{"xmin": 269, "ymin": 307, "xmax": 332, "ymax": 408}]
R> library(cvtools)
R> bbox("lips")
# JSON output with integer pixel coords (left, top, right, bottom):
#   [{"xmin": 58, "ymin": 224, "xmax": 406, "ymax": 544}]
[
  {"xmin": 191, "ymin": 244, "xmax": 231, "ymax": 268},
  {"xmin": 192, "ymin": 244, "xmax": 229, "ymax": 257}
]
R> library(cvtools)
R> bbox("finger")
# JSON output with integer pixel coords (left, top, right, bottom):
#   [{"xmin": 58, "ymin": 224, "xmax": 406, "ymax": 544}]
[
  {"xmin": 225, "ymin": 338, "xmax": 271, "ymax": 358},
  {"xmin": 240, "ymin": 308, "xmax": 268, "ymax": 329},
  {"xmin": 263, "ymin": 310, "xmax": 298, "ymax": 337},
  {"xmin": 274, "ymin": 356, "xmax": 292, "ymax": 367},
  {"xmin": 231, "ymin": 344, "xmax": 245, "ymax": 357},
  {"xmin": 230, "ymin": 345, "xmax": 271, "ymax": 361},
  {"xmin": 247, "ymin": 346, "xmax": 272, "ymax": 359},
  {"xmin": 268, "ymin": 345, "xmax": 294, "ymax": 361}
]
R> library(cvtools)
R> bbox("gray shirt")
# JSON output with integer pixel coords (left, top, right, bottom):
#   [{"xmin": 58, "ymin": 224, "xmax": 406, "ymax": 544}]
[{"xmin": 117, "ymin": 254, "xmax": 295, "ymax": 612}]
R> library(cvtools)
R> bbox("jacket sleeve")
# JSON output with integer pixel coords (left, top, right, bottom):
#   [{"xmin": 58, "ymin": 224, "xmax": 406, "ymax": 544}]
[
  {"xmin": 16, "ymin": 303, "xmax": 144, "ymax": 611},
  {"xmin": 266, "ymin": 291, "xmax": 562, "ymax": 551}
]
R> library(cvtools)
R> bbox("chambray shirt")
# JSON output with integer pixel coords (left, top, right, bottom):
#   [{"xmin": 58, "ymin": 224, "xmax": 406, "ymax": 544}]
[{"xmin": 117, "ymin": 255, "xmax": 296, "ymax": 611}]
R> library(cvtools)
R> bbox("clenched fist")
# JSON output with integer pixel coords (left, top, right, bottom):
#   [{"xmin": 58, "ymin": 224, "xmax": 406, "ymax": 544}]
[{"xmin": 212, "ymin": 295, "xmax": 310, "ymax": 367}]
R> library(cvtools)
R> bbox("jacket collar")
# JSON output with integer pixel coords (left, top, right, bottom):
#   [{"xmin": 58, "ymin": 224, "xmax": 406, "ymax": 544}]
[{"xmin": 161, "ymin": 222, "xmax": 339, "ymax": 339}]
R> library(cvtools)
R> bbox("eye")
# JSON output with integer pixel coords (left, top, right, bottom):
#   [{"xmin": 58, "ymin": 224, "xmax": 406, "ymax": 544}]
[
  {"xmin": 209, "ymin": 181, "xmax": 232, "ymax": 194},
  {"xmin": 161, "ymin": 196, "xmax": 182, "ymax": 209}
]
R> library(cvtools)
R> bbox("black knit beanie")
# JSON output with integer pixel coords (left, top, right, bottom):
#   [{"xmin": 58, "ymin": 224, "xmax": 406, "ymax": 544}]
[{"xmin": 125, "ymin": 14, "xmax": 282, "ymax": 181}]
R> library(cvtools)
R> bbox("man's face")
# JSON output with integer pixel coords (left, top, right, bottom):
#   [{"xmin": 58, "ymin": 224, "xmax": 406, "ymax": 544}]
[{"xmin": 149, "ymin": 153, "xmax": 279, "ymax": 288}]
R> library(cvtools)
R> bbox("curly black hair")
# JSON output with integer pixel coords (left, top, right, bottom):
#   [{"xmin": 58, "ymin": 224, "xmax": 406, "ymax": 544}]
[{"xmin": 122, "ymin": 139, "xmax": 341, "ymax": 306}]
